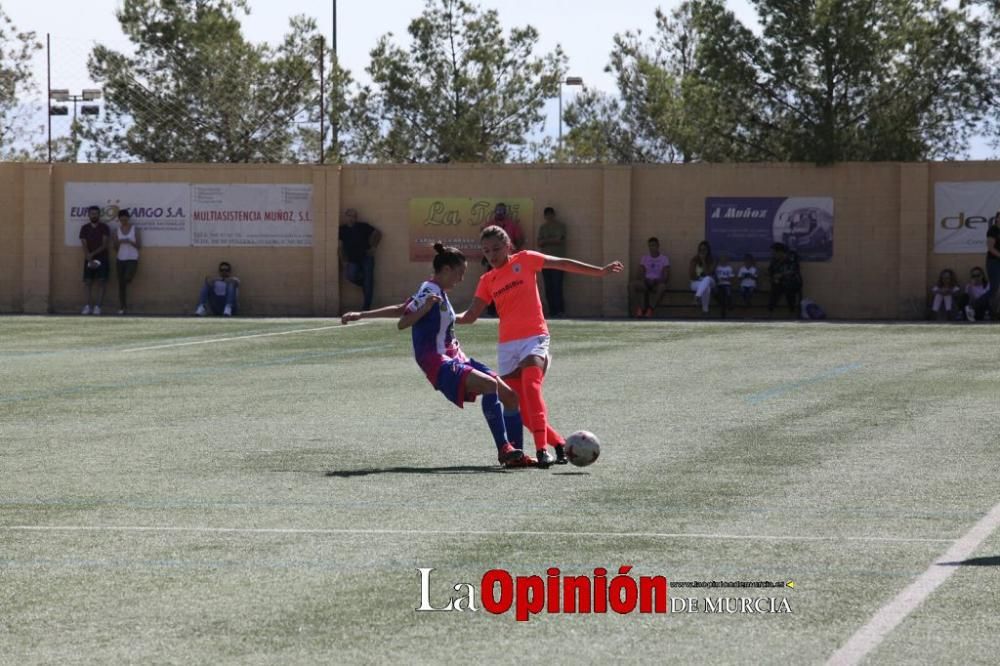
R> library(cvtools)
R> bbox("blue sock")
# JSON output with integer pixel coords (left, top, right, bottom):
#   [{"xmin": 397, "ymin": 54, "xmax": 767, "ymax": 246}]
[
  {"xmin": 503, "ymin": 408, "xmax": 524, "ymax": 450},
  {"xmin": 481, "ymin": 393, "xmax": 508, "ymax": 452}
]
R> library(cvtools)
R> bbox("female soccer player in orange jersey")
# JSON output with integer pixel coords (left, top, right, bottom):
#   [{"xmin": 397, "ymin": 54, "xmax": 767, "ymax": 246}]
[{"xmin": 457, "ymin": 226, "xmax": 624, "ymax": 466}]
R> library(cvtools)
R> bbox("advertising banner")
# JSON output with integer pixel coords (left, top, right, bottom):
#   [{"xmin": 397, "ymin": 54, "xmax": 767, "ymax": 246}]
[{"xmin": 705, "ymin": 197, "xmax": 834, "ymax": 261}]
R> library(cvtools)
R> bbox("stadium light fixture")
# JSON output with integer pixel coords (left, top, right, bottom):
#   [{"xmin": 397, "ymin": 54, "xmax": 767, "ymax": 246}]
[{"xmin": 559, "ymin": 76, "xmax": 584, "ymax": 154}]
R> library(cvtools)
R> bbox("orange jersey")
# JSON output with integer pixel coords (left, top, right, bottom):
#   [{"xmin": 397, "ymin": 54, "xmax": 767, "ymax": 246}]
[{"xmin": 475, "ymin": 251, "xmax": 548, "ymax": 342}]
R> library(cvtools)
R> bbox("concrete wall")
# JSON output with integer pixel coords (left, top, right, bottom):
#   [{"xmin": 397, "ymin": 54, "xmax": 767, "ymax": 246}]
[{"xmin": 0, "ymin": 161, "xmax": 996, "ymax": 319}]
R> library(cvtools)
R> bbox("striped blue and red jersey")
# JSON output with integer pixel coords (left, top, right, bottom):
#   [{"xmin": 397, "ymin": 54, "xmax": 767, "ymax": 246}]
[{"xmin": 404, "ymin": 280, "xmax": 466, "ymax": 385}]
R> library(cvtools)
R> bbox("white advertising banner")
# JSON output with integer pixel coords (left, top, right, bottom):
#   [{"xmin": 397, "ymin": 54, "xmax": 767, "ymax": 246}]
[
  {"xmin": 65, "ymin": 182, "xmax": 313, "ymax": 247},
  {"xmin": 65, "ymin": 182, "xmax": 191, "ymax": 247},
  {"xmin": 933, "ymin": 181, "xmax": 1000, "ymax": 254},
  {"xmin": 190, "ymin": 184, "xmax": 313, "ymax": 247}
]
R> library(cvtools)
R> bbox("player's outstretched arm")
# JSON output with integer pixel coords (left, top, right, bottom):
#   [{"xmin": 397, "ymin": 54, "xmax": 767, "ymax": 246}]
[
  {"xmin": 456, "ymin": 297, "xmax": 489, "ymax": 325},
  {"xmin": 543, "ymin": 255, "xmax": 624, "ymax": 277},
  {"xmin": 398, "ymin": 295, "xmax": 441, "ymax": 330},
  {"xmin": 341, "ymin": 303, "xmax": 406, "ymax": 325}
]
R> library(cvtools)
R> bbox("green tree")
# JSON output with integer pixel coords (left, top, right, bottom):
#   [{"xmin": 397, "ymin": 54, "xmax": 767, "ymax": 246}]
[
  {"xmin": 568, "ymin": 0, "xmax": 993, "ymax": 163},
  {"xmin": 0, "ymin": 6, "xmax": 43, "ymax": 160},
  {"xmin": 88, "ymin": 0, "xmax": 323, "ymax": 162},
  {"xmin": 349, "ymin": 0, "xmax": 566, "ymax": 163},
  {"xmin": 563, "ymin": 5, "xmax": 705, "ymax": 163},
  {"xmin": 693, "ymin": 0, "xmax": 993, "ymax": 162}
]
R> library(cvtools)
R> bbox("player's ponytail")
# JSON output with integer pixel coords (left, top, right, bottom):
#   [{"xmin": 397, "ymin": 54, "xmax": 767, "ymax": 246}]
[{"xmin": 432, "ymin": 243, "xmax": 466, "ymax": 273}]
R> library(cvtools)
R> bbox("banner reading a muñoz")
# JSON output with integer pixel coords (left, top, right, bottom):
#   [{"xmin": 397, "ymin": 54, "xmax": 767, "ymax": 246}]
[
  {"xmin": 65, "ymin": 182, "xmax": 313, "ymax": 247},
  {"xmin": 705, "ymin": 197, "xmax": 834, "ymax": 261},
  {"xmin": 65, "ymin": 182, "xmax": 191, "ymax": 247},
  {"xmin": 409, "ymin": 198, "xmax": 534, "ymax": 261},
  {"xmin": 933, "ymin": 182, "xmax": 1000, "ymax": 254}
]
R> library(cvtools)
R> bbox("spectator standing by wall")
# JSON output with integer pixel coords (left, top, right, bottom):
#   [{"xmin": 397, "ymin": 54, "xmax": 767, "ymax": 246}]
[
  {"xmin": 537, "ymin": 207, "xmax": 567, "ymax": 317},
  {"xmin": 986, "ymin": 214, "xmax": 1000, "ymax": 311},
  {"xmin": 339, "ymin": 208, "xmax": 381, "ymax": 311},
  {"xmin": 114, "ymin": 209, "xmax": 141, "ymax": 315},
  {"xmin": 79, "ymin": 205, "xmax": 111, "ymax": 315}
]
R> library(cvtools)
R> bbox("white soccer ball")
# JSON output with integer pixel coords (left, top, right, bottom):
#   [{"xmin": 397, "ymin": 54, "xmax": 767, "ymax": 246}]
[
  {"xmin": 88, "ymin": 259, "xmax": 101, "ymax": 269},
  {"xmin": 566, "ymin": 430, "xmax": 601, "ymax": 467}
]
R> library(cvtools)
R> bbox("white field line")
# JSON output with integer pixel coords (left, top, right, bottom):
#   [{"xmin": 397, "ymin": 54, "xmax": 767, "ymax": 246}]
[
  {"xmin": 120, "ymin": 322, "xmax": 371, "ymax": 353},
  {"xmin": 0, "ymin": 524, "xmax": 953, "ymax": 544},
  {"xmin": 826, "ymin": 500, "xmax": 1000, "ymax": 665}
]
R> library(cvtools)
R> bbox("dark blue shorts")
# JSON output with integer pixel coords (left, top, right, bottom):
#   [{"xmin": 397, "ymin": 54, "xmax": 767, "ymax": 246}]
[{"xmin": 435, "ymin": 357, "xmax": 495, "ymax": 408}]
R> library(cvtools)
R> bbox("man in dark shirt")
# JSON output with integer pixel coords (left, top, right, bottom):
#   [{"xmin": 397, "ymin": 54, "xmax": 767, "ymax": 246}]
[
  {"xmin": 986, "ymin": 214, "xmax": 1000, "ymax": 311},
  {"xmin": 338, "ymin": 208, "xmax": 381, "ymax": 310},
  {"xmin": 767, "ymin": 242, "xmax": 802, "ymax": 317},
  {"xmin": 79, "ymin": 205, "xmax": 111, "ymax": 315}
]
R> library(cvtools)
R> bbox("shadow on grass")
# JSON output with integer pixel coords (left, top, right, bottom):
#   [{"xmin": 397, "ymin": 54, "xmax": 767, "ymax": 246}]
[
  {"xmin": 938, "ymin": 556, "xmax": 1000, "ymax": 567},
  {"xmin": 325, "ymin": 465, "xmax": 504, "ymax": 477}
]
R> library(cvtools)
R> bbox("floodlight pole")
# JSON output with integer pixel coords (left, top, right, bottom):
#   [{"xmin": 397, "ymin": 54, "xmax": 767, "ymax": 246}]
[
  {"xmin": 330, "ymin": 0, "xmax": 338, "ymax": 161},
  {"xmin": 46, "ymin": 34, "xmax": 52, "ymax": 163}
]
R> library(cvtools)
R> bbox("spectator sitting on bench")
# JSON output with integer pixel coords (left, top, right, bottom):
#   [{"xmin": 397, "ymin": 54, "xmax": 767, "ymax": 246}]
[
  {"xmin": 630, "ymin": 236, "xmax": 670, "ymax": 317},
  {"xmin": 957, "ymin": 266, "xmax": 991, "ymax": 322},
  {"xmin": 930, "ymin": 268, "xmax": 960, "ymax": 321},
  {"xmin": 715, "ymin": 253, "xmax": 735, "ymax": 314},
  {"xmin": 738, "ymin": 254, "xmax": 759, "ymax": 306},
  {"xmin": 688, "ymin": 240, "xmax": 717, "ymax": 316},
  {"xmin": 767, "ymin": 242, "xmax": 802, "ymax": 317}
]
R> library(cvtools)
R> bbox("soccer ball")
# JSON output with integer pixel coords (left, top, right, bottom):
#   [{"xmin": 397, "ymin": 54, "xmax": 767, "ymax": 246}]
[
  {"xmin": 565, "ymin": 430, "xmax": 600, "ymax": 467},
  {"xmin": 87, "ymin": 259, "xmax": 101, "ymax": 269}
]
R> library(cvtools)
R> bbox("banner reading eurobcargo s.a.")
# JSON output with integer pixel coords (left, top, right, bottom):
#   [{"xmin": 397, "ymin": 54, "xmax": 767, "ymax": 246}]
[
  {"xmin": 705, "ymin": 197, "xmax": 834, "ymax": 261},
  {"xmin": 65, "ymin": 183, "xmax": 313, "ymax": 247},
  {"xmin": 933, "ymin": 182, "xmax": 1000, "ymax": 254},
  {"xmin": 65, "ymin": 182, "xmax": 191, "ymax": 247}
]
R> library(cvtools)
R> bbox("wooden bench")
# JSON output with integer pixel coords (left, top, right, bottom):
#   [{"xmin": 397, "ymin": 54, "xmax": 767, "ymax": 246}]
[{"xmin": 643, "ymin": 288, "xmax": 801, "ymax": 319}]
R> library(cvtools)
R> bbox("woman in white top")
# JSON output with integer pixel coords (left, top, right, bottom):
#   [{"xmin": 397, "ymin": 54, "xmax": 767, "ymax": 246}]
[{"xmin": 114, "ymin": 209, "xmax": 141, "ymax": 314}]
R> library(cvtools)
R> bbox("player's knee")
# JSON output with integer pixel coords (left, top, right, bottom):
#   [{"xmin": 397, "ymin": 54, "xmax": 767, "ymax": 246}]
[{"xmin": 497, "ymin": 380, "xmax": 519, "ymax": 410}]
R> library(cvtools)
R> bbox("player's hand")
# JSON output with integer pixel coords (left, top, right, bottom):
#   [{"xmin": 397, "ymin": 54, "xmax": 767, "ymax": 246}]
[
  {"xmin": 603, "ymin": 261, "xmax": 624, "ymax": 274},
  {"xmin": 423, "ymin": 294, "xmax": 442, "ymax": 308},
  {"xmin": 341, "ymin": 312, "xmax": 361, "ymax": 324}
]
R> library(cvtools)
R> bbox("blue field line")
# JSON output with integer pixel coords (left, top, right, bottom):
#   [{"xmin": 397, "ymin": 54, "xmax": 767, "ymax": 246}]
[
  {"xmin": 0, "ymin": 344, "xmax": 388, "ymax": 406},
  {"xmin": 744, "ymin": 362, "xmax": 863, "ymax": 405},
  {"xmin": 0, "ymin": 495, "xmax": 983, "ymax": 521}
]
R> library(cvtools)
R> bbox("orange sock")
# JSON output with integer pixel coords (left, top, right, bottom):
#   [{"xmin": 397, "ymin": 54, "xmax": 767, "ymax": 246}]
[
  {"xmin": 546, "ymin": 425, "xmax": 565, "ymax": 446},
  {"xmin": 520, "ymin": 365, "xmax": 549, "ymax": 450},
  {"xmin": 505, "ymin": 374, "xmax": 531, "ymax": 444}
]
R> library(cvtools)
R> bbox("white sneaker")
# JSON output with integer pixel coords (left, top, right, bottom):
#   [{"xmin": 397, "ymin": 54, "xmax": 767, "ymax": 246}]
[
  {"xmin": 223, "ymin": 305, "xmax": 232, "ymax": 317},
  {"xmin": 81, "ymin": 305, "xmax": 91, "ymax": 315},
  {"xmin": 117, "ymin": 309, "xmax": 125, "ymax": 315},
  {"xmin": 965, "ymin": 305, "xmax": 976, "ymax": 322},
  {"xmin": 92, "ymin": 306, "xmax": 101, "ymax": 316},
  {"xmin": 195, "ymin": 304, "xmax": 207, "ymax": 316}
]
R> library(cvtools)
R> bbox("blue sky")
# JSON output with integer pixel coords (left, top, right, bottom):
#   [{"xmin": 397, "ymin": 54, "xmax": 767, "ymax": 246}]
[{"xmin": 6, "ymin": 0, "xmax": 993, "ymax": 159}]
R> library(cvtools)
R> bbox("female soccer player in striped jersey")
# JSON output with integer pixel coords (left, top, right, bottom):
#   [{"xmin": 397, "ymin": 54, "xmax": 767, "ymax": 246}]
[
  {"xmin": 341, "ymin": 243, "xmax": 528, "ymax": 467},
  {"xmin": 457, "ymin": 226, "xmax": 624, "ymax": 466}
]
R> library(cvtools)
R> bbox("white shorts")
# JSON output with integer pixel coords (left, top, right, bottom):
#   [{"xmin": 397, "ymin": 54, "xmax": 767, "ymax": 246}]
[{"xmin": 497, "ymin": 335, "xmax": 551, "ymax": 377}]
